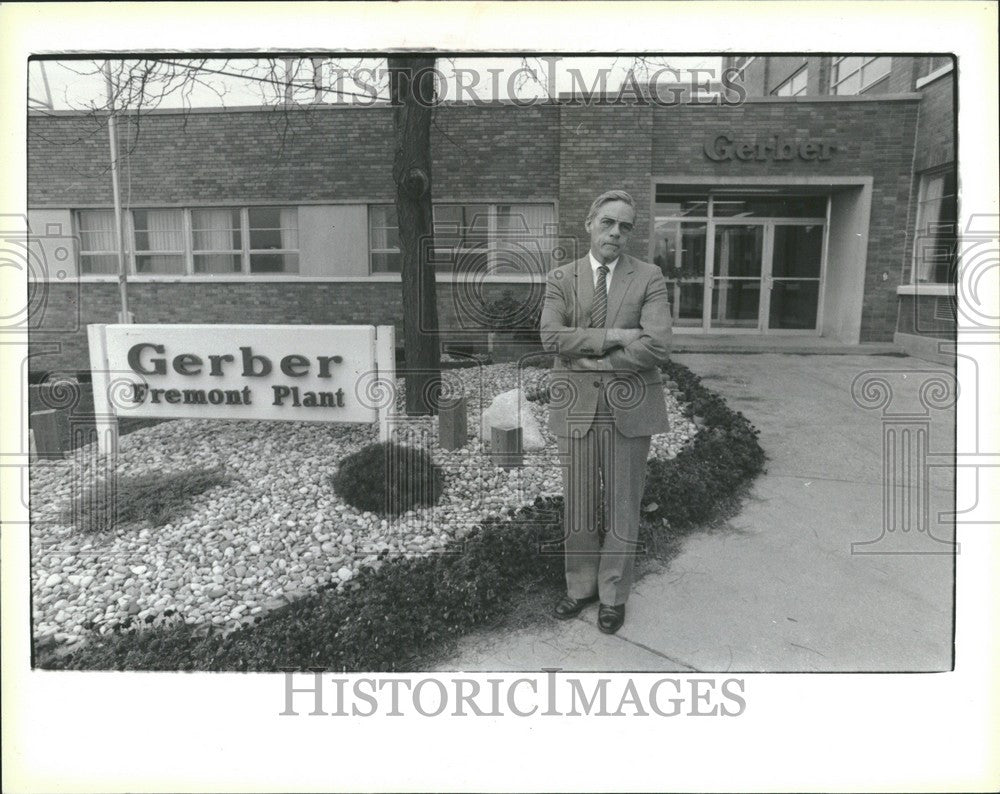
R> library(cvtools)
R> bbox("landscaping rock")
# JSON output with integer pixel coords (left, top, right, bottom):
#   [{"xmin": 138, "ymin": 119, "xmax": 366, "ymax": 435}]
[{"xmin": 28, "ymin": 364, "xmax": 698, "ymax": 649}]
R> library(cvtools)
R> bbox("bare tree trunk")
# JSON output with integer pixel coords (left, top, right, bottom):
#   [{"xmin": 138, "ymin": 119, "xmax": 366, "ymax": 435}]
[{"xmin": 389, "ymin": 56, "xmax": 441, "ymax": 415}]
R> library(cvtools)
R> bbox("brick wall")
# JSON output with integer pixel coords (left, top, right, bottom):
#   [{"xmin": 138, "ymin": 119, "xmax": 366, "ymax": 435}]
[
  {"xmin": 556, "ymin": 103, "xmax": 652, "ymax": 263},
  {"xmin": 27, "ymin": 280, "xmax": 542, "ymax": 375},
  {"xmin": 28, "ymin": 104, "xmax": 559, "ymax": 207},
  {"xmin": 899, "ymin": 70, "xmax": 956, "ymax": 287},
  {"xmin": 913, "ymin": 73, "xmax": 955, "ymax": 172},
  {"xmin": 27, "ymin": 104, "xmax": 558, "ymax": 374}
]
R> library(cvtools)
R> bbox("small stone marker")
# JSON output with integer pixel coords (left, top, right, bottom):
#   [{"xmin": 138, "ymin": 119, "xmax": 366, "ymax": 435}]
[
  {"xmin": 438, "ymin": 394, "xmax": 468, "ymax": 450},
  {"xmin": 491, "ymin": 426, "xmax": 523, "ymax": 469},
  {"xmin": 29, "ymin": 409, "xmax": 67, "ymax": 460}
]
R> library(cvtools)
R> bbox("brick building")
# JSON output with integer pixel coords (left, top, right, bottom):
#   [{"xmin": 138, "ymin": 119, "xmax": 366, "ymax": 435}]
[
  {"xmin": 723, "ymin": 55, "xmax": 957, "ymax": 360},
  {"xmin": 26, "ymin": 55, "xmax": 956, "ymax": 376}
]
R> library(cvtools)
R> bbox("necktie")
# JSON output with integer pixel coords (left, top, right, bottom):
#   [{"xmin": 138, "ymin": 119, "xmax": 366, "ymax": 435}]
[{"xmin": 591, "ymin": 265, "xmax": 609, "ymax": 328}]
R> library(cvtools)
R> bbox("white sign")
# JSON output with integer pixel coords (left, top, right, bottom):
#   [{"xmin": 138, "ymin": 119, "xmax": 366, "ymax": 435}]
[{"xmin": 87, "ymin": 324, "xmax": 396, "ymax": 454}]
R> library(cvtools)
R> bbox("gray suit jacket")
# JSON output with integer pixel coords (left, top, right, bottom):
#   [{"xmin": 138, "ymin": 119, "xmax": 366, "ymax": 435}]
[{"xmin": 539, "ymin": 254, "xmax": 673, "ymax": 438}]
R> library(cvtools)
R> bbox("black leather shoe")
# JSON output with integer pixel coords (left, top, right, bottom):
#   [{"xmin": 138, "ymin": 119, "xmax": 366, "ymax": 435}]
[
  {"xmin": 597, "ymin": 603, "xmax": 626, "ymax": 634},
  {"xmin": 553, "ymin": 594, "xmax": 598, "ymax": 620}
]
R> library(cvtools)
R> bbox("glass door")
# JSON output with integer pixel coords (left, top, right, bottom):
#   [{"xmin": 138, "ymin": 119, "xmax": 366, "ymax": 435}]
[
  {"xmin": 764, "ymin": 223, "xmax": 824, "ymax": 331},
  {"xmin": 709, "ymin": 223, "xmax": 765, "ymax": 330},
  {"xmin": 652, "ymin": 219, "xmax": 706, "ymax": 328},
  {"xmin": 651, "ymin": 189, "xmax": 827, "ymax": 333}
]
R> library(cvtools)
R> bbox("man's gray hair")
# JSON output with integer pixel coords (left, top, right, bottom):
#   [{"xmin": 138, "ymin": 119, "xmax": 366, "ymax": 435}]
[{"xmin": 585, "ymin": 190, "xmax": 636, "ymax": 226}]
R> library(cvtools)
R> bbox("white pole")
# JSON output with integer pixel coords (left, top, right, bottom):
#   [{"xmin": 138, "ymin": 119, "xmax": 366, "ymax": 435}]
[
  {"xmin": 103, "ymin": 61, "xmax": 131, "ymax": 324},
  {"xmin": 86, "ymin": 324, "xmax": 119, "ymax": 458},
  {"xmin": 375, "ymin": 325, "xmax": 396, "ymax": 442}
]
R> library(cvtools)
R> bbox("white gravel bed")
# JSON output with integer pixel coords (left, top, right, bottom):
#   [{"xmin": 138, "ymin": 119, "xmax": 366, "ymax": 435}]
[{"xmin": 30, "ymin": 364, "xmax": 697, "ymax": 648}]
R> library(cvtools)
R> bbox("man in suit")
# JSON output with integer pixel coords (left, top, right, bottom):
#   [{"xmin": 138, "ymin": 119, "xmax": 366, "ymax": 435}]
[{"xmin": 539, "ymin": 189, "xmax": 672, "ymax": 634}]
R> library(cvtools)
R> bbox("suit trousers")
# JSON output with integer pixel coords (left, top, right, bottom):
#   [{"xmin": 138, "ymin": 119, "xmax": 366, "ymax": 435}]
[{"xmin": 557, "ymin": 383, "xmax": 651, "ymax": 606}]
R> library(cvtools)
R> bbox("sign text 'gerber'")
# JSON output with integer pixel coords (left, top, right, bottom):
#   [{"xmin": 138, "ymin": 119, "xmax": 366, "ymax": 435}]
[{"xmin": 87, "ymin": 325, "xmax": 396, "ymax": 438}]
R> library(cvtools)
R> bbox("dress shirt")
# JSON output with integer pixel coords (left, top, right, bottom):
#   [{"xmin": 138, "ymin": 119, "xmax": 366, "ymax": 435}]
[{"xmin": 589, "ymin": 251, "xmax": 619, "ymax": 294}]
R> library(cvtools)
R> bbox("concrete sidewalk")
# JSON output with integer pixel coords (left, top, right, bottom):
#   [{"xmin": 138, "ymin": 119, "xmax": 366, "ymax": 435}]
[{"xmin": 435, "ymin": 354, "xmax": 956, "ymax": 672}]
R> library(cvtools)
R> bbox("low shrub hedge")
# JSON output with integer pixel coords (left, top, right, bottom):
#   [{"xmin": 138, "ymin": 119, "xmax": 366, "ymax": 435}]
[
  {"xmin": 331, "ymin": 441, "xmax": 444, "ymax": 516},
  {"xmin": 42, "ymin": 361, "xmax": 765, "ymax": 671}
]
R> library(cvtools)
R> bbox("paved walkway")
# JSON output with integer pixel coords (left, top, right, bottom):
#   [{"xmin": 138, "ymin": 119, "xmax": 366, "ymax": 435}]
[{"xmin": 435, "ymin": 353, "xmax": 956, "ymax": 672}]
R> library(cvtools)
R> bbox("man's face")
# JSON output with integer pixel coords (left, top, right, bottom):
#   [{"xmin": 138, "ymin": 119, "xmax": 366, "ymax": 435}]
[{"xmin": 586, "ymin": 200, "xmax": 635, "ymax": 264}]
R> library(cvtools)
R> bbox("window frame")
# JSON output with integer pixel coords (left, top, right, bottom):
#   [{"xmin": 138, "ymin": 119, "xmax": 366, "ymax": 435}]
[
  {"xmin": 75, "ymin": 208, "xmax": 126, "ymax": 276},
  {"xmin": 830, "ymin": 56, "xmax": 892, "ymax": 95},
  {"xmin": 190, "ymin": 207, "xmax": 244, "ymax": 275},
  {"xmin": 74, "ymin": 206, "xmax": 300, "ymax": 277},
  {"xmin": 728, "ymin": 56, "xmax": 757, "ymax": 81},
  {"xmin": 131, "ymin": 208, "xmax": 187, "ymax": 275},
  {"xmin": 368, "ymin": 204, "xmax": 402, "ymax": 274},
  {"xmin": 910, "ymin": 167, "xmax": 957, "ymax": 286},
  {"xmin": 771, "ymin": 66, "xmax": 809, "ymax": 97},
  {"xmin": 246, "ymin": 206, "xmax": 300, "ymax": 274},
  {"xmin": 366, "ymin": 201, "xmax": 558, "ymax": 276}
]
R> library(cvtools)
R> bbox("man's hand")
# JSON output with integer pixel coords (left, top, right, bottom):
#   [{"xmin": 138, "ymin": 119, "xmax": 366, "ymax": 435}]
[
  {"xmin": 572, "ymin": 356, "xmax": 611, "ymax": 371},
  {"xmin": 604, "ymin": 328, "xmax": 642, "ymax": 350}
]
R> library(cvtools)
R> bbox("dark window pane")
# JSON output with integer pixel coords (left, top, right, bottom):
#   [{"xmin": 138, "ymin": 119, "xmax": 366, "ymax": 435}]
[
  {"xmin": 652, "ymin": 220, "xmax": 677, "ymax": 276},
  {"xmin": 714, "ymin": 225, "xmax": 763, "ymax": 278},
  {"xmin": 678, "ymin": 224, "xmax": 707, "ymax": 279},
  {"xmin": 250, "ymin": 253, "xmax": 298, "ymax": 273},
  {"xmin": 371, "ymin": 204, "xmax": 398, "ymax": 227},
  {"xmin": 248, "ymin": 207, "xmax": 281, "ymax": 229},
  {"xmin": 370, "ymin": 252, "xmax": 401, "ymax": 274},
  {"xmin": 768, "ymin": 281, "xmax": 820, "ymax": 329},
  {"xmin": 452, "ymin": 247, "xmax": 490, "ymax": 274},
  {"xmin": 249, "ymin": 208, "xmax": 297, "ymax": 251},
  {"xmin": 657, "ymin": 221, "xmax": 708, "ymax": 279},
  {"xmin": 194, "ymin": 254, "xmax": 241, "ymax": 274},
  {"xmin": 81, "ymin": 254, "xmax": 119, "ymax": 274},
  {"xmin": 914, "ymin": 170, "xmax": 957, "ymax": 283},
  {"xmin": 135, "ymin": 254, "xmax": 184, "ymax": 274},
  {"xmin": 250, "ymin": 227, "xmax": 284, "ymax": 249},
  {"xmin": 665, "ymin": 281, "xmax": 704, "ymax": 326},
  {"xmin": 428, "ymin": 245, "xmax": 456, "ymax": 272},
  {"xmin": 772, "ymin": 225, "xmax": 823, "ymax": 278},
  {"xmin": 711, "ymin": 279, "xmax": 760, "ymax": 327},
  {"xmin": 713, "ymin": 196, "xmax": 827, "ymax": 218},
  {"xmin": 654, "ymin": 190, "xmax": 710, "ymax": 217}
]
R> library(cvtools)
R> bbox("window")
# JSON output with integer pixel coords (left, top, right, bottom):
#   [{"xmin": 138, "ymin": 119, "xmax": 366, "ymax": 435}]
[
  {"xmin": 192, "ymin": 208, "xmax": 241, "ymax": 274},
  {"xmin": 831, "ymin": 56, "xmax": 891, "ymax": 95},
  {"xmin": 249, "ymin": 207, "xmax": 299, "ymax": 273},
  {"xmin": 132, "ymin": 209, "xmax": 185, "ymax": 274},
  {"xmin": 368, "ymin": 202, "xmax": 556, "ymax": 275},
  {"xmin": 912, "ymin": 169, "xmax": 957, "ymax": 284},
  {"xmin": 494, "ymin": 204, "xmax": 558, "ymax": 273},
  {"xmin": 772, "ymin": 67, "xmax": 808, "ymax": 97},
  {"xmin": 433, "ymin": 203, "xmax": 491, "ymax": 272},
  {"xmin": 74, "ymin": 206, "xmax": 299, "ymax": 276},
  {"xmin": 369, "ymin": 204, "xmax": 401, "ymax": 273},
  {"xmin": 729, "ymin": 56, "xmax": 756, "ymax": 78},
  {"xmin": 76, "ymin": 209, "xmax": 122, "ymax": 274}
]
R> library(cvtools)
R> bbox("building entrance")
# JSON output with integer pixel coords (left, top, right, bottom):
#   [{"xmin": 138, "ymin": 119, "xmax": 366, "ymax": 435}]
[{"xmin": 652, "ymin": 191, "xmax": 828, "ymax": 333}]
